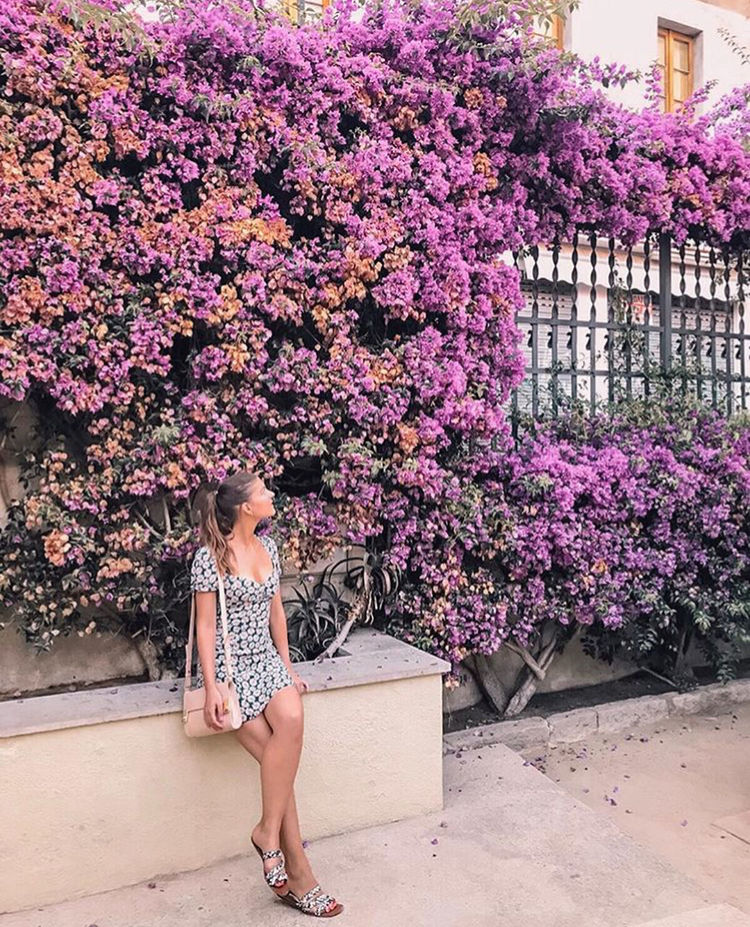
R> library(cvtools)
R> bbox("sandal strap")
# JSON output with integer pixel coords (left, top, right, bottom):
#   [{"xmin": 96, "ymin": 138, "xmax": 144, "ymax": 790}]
[
  {"xmin": 299, "ymin": 884, "xmax": 323, "ymax": 906},
  {"xmin": 298, "ymin": 883, "xmax": 337, "ymax": 914},
  {"xmin": 264, "ymin": 859, "xmax": 288, "ymax": 887},
  {"xmin": 261, "ymin": 848, "xmax": 283, "ymax": 861},
  {"xmin": 313, "ymin": 892, "xmax": 337, "ymax": 911}
]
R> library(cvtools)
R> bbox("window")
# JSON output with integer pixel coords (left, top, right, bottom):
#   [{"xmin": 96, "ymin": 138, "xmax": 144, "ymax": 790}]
[
  {"xmin": 657, "ymin": 28, "xmax": 694, "ymax": 112},
  {"xmin": 282, "ymin": 0, "xmax": 329, "ymax": 23},
  {"xmin": 532, "ymin": 13, "xmax": 564, "ymax": 49}
]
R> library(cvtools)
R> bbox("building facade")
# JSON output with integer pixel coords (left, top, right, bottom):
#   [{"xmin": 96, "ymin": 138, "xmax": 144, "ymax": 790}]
[
  {"xmin": 516, "ymin": 2, "xmax": 750, "ymax": 423},
  {"xmin": 538, "ymin": 0, "xmax": 749, "ymax": 112}
]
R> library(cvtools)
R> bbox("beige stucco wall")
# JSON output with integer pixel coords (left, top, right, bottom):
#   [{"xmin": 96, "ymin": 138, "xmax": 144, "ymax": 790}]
[
  {"xmin": 0, "ymin": 660, "xmax": 446, "ymax": 914},
  {"xmin": 566, "ymin": 0, "xmax": 749, "ymax": 112},
  {"xmin": 0, "ymin": 620, "xmax": 147, "ymax": 697}
]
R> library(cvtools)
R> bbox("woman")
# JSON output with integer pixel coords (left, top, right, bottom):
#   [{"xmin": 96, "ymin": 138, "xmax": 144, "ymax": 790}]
[{"xmin": 190, "ymin": 471, "xmax": 343, "ymax": 918}]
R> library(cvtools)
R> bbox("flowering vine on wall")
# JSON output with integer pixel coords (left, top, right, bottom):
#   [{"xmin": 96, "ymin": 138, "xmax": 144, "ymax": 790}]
[{"xmin": 0, "ymin": 0, "xmax": 748, "ymax": 690}]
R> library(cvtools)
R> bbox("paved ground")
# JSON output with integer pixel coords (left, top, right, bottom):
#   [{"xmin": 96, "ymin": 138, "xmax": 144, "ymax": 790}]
[
  {"xmin": 526, "ymin": 700, "xmax": 750, "ymax": 916},
  {"xmin": 5, "ymin": 725, "xmax": 749, "ymax": 927}
]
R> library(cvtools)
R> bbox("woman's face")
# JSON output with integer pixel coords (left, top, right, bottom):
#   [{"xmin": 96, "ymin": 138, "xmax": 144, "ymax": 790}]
[{"xmin": 247, "ymin": 479, "xmax": 275, "ymax": 519}]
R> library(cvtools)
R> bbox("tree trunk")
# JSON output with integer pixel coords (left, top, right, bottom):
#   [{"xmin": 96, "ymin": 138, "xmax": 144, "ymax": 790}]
[
  {"xmin": 503, "ymin": 628, "xmax": 560, "ymax": 718},
  {"xmin": 673, "ymin": 623, "xmax": 696, "ymax": 679},
  {"xmin": 466, "ymin": 652, "xmax": 511, "ymax": 716},
  {"xmin": 314, "ymin": 580, "xmax": 370, "ymax": 663},
  {"xmin": 133, "ymin": 634, "xmax": 162, "ymax": 681}
]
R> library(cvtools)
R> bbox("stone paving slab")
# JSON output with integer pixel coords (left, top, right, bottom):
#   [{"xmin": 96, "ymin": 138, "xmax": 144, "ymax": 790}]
[
  {"xmin": 711, "ymin": 810, "xmax": 750, "ymax": 846},
  {"xmin": 3, "ymin": 740, "xmax": 744, "ymax": 927},
  {"xmin": 632, "ymin": 904, "xmax": 750, "ymax": 927}
]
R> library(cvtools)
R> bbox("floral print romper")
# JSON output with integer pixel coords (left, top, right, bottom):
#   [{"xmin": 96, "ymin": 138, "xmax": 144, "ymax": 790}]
[{"xmin": 190, "ymin": 534, "xmax": 295, "ymax": 722}]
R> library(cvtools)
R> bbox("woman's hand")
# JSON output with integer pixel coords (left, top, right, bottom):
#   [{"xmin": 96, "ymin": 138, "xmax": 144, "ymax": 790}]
[
  {"xmin": 288, "ymin": 668, "xmax": 309, "ymax": 695},
  {"xmin": 204, "ymin": 685, "xmax": 228, "ymax": 731}
]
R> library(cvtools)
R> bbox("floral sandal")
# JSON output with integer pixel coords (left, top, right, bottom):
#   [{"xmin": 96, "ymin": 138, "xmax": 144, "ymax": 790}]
[
  {"xmin": 250, "ymin": 837, "xmax": 288, "ymax": 892},
  {"xmin": 279, "ymin": 882, "xmax": 343, "ymax": 917}
]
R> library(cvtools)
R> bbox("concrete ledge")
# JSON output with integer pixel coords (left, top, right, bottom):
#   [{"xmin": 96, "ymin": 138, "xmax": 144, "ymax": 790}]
[
  {"xmin": 0, "ymin": 629, "xmax": 450, "ymax": 914},
  {"xmin": 443, "ymin": 676, "xmax": 750, "ymax": 756},
  {"xmin": 0, "ymin": 628, "xmax": 450, "ymax": 738},
  {"xmin": 668, "ymin": 677, "xmax": 750, "ymax": 715},
  {"xmin": 596, "ymin": 694, "xmax": 671, "ymax": 734}
]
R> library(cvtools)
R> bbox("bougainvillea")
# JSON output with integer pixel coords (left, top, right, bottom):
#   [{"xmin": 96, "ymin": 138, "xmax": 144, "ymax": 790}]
[
  {"xmin": 1, "ymin": 0, "xmax": 749, "ymax": 684},
  {"xmin": 398, "ymin": 393, "xmax": 750, "ymax": 690}
]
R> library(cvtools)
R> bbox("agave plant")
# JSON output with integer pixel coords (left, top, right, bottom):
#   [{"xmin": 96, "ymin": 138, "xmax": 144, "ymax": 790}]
[
  {"xmin": 312, "ymin": 546, "xmax": 403, "ymax": 663},
  {"xmin": 284, "ymin": 561, "xmax": 349, "ymax": 663},
  {"xmin": 284, "ymin": 545, "xmax": 403, "ymax": 663}
]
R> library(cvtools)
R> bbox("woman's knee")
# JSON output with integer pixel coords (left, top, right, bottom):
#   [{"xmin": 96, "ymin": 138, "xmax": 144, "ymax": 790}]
[
  {"xmin": 267, "ymin": 687, "xmax": 304, "ymax": 739},
  {"xmin": 279, "ymin": 705, "xmax": 304, "ymax": 741},
  {"xmin": 285, "ymin": 707, "xmax": 304, "ymax": 740}
]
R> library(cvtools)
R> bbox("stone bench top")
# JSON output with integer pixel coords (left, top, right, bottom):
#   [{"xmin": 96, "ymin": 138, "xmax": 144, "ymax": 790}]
[{"xmin": 0, "ymin": 628, "xmax": 451, "ymax": 738}]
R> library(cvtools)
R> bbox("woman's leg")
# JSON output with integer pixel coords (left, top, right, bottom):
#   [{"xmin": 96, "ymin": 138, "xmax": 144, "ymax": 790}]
[
  {"xmin": 234, "ymin": 707, "xmax": 311, "ymax": 889},
  {"xmin": 252, "ymin": 684, "xmax": 303, "ymax": 847},
  {"xmin": 236, "ymin": 685, "xmax": 341, "ymax": 913}
]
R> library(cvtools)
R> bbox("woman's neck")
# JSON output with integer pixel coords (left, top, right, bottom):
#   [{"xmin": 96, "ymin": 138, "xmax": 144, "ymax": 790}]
[{"xmin": 230, "ymin": 522, "xmax": 260, "ymax": 548}]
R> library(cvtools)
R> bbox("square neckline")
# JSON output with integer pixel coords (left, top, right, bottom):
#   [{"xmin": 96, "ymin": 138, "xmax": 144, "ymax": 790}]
[{"xmin": 224, "ymin": 534, "xmax": 275, "ymax": 585}]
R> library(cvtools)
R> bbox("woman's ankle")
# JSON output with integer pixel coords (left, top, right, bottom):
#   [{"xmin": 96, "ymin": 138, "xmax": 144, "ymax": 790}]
[
  {"xmin": 252, "ymin": 821, "xmax": 281, "ymax": 847},
  {"xmin": 280, "ymin": 838, "xmax": 311, "ymax": 874},
  {"xmin": 284, "ymin": 861, "xmax": 313, "ymax": 882}
]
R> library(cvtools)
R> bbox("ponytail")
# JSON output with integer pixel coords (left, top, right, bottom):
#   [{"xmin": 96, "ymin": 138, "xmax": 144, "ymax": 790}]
[{"xmin": 200, "ymin": 489, "xmax": 229, "ymax": 577}]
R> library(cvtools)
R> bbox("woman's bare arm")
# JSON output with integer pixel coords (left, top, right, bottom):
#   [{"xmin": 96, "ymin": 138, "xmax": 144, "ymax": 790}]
[{"xmin": 195, "ymin": 590, "xmax": 218, "ymax": 689}]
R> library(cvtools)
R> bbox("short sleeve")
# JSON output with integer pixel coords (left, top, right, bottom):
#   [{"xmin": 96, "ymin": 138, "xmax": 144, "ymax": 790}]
[
  {"xmin": 190, "ymin": 546, "xmax": 219, "ymax": 593},
  {"xmin": 266, "ymin": 536, "xmax": 281, "ymax": 575}
]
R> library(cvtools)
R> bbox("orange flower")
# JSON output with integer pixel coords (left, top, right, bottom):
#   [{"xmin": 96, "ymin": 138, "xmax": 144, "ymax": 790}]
[
  {"xmin": 44, "ymin": 530, "xmax": 71, "ymax": 567},
  {"xmin": 397, "ymin": 422, "xmax": 420, "ymax": 454}
]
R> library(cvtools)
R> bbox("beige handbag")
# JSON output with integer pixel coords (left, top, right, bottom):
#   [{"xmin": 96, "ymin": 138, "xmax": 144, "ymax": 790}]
[{"xmin": 183, "ymin": 553, "xmax": 243, "ymax": 736}]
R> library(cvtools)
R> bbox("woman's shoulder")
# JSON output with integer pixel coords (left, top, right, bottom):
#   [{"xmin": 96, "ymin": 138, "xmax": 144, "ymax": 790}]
[
  {"xmin": 195, "ymin": 545, "xmax": 222, "ymax": 569},
  {"xmin": 260, "ymin": 533, "xmax": 281, "ymax": 567},
  {"xmin": 190, "ymin": 545, "xmax": 219, "ymax": 591},
  {"xmin": 260, "ymin": 533, "xmax": 278, "ymax": 551},
  {"xmin": 192, "ymin": 545, "xmax": 214, "ymax": 564}
]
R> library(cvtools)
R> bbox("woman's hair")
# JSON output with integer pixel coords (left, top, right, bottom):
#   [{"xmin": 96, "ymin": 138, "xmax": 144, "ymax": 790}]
[{"xmin": 194, "ymin": 471, "xmax": 262, "ymax": 576}]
